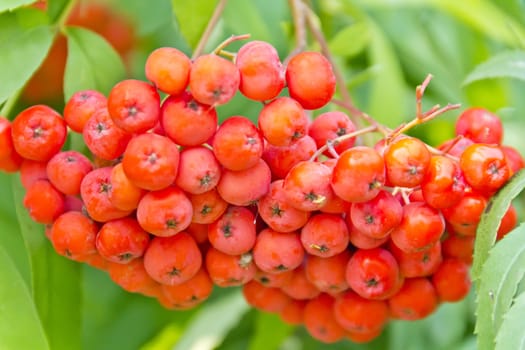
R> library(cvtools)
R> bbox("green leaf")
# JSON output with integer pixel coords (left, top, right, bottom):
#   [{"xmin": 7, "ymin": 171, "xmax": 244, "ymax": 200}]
[
  {"xmin": 248, "ymin": 312, "xmax": 294, "ymax": 350},
  {"xmin": 173, "ymin": 289, "xmax": 250, "ymax": 350},
  {"xmin": 475, "ymin": 224, "xmax": 525, "ymax": 350},
  {"xmin": 0, "ymin": 0, "xmax": 35, "ymax": 13},
  {"xmin": 495, "ymin": 291, "xmax": 525, "ymax": 350},
  {"xmin": 47, "ymin": 0, "xmax": 72, "ymax": 23},
  {"xmin": 328, "ymin": 21, "xmax": 370, "ymax": 57},
  {"xmin": 0, "ymin": 24, "xmax": 54, "ymax": 105},
  {"xmin": 0, "ymin": 246, "xmax": 49, "ymax": 350},
  {"xmin": 472, "ymin": 169, "xmax": 525, "ymax": 281},
  {"xmin": 12, "ymin": 175, "xmax": 83, "ymax": 350},
  {"xmin": 172, "ymin": 0, "xmax": 217, "ymax": 50},
  {"xmin": 63, "ymin": 26, "xmax": 126, "ymax": 101},
  {"xmin": 463, "ymin": 51, "xmax": 525, "ymax": 85}
]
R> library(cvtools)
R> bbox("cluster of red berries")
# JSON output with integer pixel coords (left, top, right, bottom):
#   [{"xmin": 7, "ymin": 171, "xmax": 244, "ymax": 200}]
[{"xmin": 1, "ymin": 38, "xmax": 523, "ymax": 344}]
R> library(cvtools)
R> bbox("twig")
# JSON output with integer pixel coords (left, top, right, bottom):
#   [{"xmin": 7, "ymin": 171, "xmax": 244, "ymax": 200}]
[
  {"xmin": 309, "ymin": 124, "xmax": 378, "ymax": 161},
  {"xmin": 192, "ymin": 0, "xmax": 228, "ymax": 59},
  {"xmin": 303, "ymin": 3, "xmax": 362, "ymax": 127},
  {"xmin": 285, "ymin": 0, "xmax": 307, "ymax": 65}
]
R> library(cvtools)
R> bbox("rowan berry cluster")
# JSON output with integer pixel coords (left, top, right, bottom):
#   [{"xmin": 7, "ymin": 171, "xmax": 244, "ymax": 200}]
[{"xmin": 1, "ymin": 38, "xmax": 523, "ymax": 344}]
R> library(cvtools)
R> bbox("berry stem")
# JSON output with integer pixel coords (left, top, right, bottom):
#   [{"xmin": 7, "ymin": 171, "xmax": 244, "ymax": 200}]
[
  {"xmin": 331, "ymin": 99, "xmax": 390, "ymax": 138},
  {"xmin": 310, "ymin": 124, "xmax": 377, "ymax": 161},
  {"xmin": 192, "ymin": 0, "xmax": 229, "ymax": 59},
  {"xmin": 212, "ymin": 34, "xmax": 251, "ymax": 57}
]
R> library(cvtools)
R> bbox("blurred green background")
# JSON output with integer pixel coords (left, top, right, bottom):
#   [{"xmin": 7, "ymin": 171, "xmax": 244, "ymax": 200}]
[{"xmin": 1, "ymin": 0, "xmax": 525, "ymax": 349}]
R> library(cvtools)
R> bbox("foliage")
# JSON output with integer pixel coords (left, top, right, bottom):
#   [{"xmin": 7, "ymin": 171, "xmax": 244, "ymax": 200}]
[{"xmin": 1, "ymin": 0, "xmax": 524, "ymax": 349}]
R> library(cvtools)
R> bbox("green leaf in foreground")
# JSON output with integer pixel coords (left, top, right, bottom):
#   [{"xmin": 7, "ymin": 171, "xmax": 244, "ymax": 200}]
[
  {"xmin": 63, "ymin": 26, "xmax": 126, "ymax": 102},
  {"xmin": 12, "ymin": 175, "xmax": 82, "ymax": 350},
  {"xmin": 174, "ymin": 289, "xmax": 250, "ymax": 350},
  {"xmin": 475, "ymin": 224, "xmax": 525, "ymax": 350},
  {"xmin": 0, "ymin": 0, "xmax": 34, "ymax": 13},
  {"xmin": 472, "ymin": 169, "xmax": 525, "ymax": 281},
  {"xmin": 463, "ymin": 51, "xmax": 525, "ymax": 85},
  {"xmin": 248, "ymin": 312, "xmax": 294, "ymax": 350},
  {"xmin": 172, "ymin": 0, "xmax": 217, "ymax": 50},
  {"xmin": 495, "ymin": 292, "xmax": 525, "ymax": 350},
  {"xmin": 0, "ymin": 24, "xmax": 53, "ymax": 105},
  {"xmin": 0, "ymin": 246, "xmax": 49, "ymax": 350}
]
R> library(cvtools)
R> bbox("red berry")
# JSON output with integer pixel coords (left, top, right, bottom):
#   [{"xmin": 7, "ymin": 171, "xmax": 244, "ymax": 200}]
[
  {"xmin": 64, "ymin": 89, "xmax": 107, "ymax": 133},
  {"xmin": 145, "ymin": 47, "xmax": 191, "ymax": 96},
  {"xmin": 252, "ymin": 228, "xmax": 305, "ymax": 274},
  {"xmin": 107, "ymin": 79, "xmax": 160, "ymax": 134},
  {"xmin": 11, "ymin": 105, "xmax": 67, "ymax": 161},
  {"xmin": 384, "ymin": 137, "xmax": 431, "ymax": 188},
  {"xmin": 207, "ymin": 206, "xmax": 257, "ymax": 255},
  {"xmin": 212, "ymin": 116, "xmax": 264, "ymax": 171},
  {"xmin": 160, "ymin": 91, "xmax": 217, "ymax": 147},
  {"xmin": 189, "ymin": 54, "xmax": 240, "ymax": 106},
  {"xmin": 236, "ymin": 40, "xmax": 284, "ymax": 101},
  {"xmin": 286, "ymin": 51, "xmax": 336, "ymax": 110},
  {"xmin": 136, "ymin": 186, "xmax": 192, "ymax": 237},
  {"xmin": 122, "ymin": 133, "xmax": 180, "ymax": 191},
  {"xmin": 455, "ymin": 107, "xmax": 503, "ymax": 144},
  {"xmin": 258, "ymin": 97, "xmax": 309, "ymax": 147},
  {"xmin": 300, "ymin": 213, "xmax": 349, "ymax": 257}
]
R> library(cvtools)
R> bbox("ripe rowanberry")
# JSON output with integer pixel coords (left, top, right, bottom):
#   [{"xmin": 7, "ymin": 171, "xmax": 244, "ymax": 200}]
[
  {"xmin": 285, "ymin": 51, "xmax": 336, "ymax": 110},
  {"xmin": 390, "ymin": 201, "xmax": 445, "ymax": 253},
  {"xmin": 108, "ymin": 163, "xmax": 146, "ymax": 211},
  {"xmin": 207, "ymin": 205, "xmax": 256, "ymax": 255},
  {"xmin": 303, "ymin": 294, "xmax": 346, "ymax": 344},
  {"xmin": 388, "ymin": 277, "xmax": 438, "ymax": 320},
  {"xmin": 242, "ymin": 280, "xmax": 290, "ymax": 313},
  {"xmin": 175, "ymin": 146, "xmax": 221, "ymax": 194},
  {"xmin": 280, "ymin": 264, "xmax": 321, "ymax": 300},
  {"xmin": 216, "ymin": 158, "xmax": 271, "ymax": 206},
  {"xmin": 257, "ymin": 179, "xmax": 311, "ymax": 233},
  {"xmin": 159, "ymin": 267, "xmax": 213, "ymax": 309},
  {"xmin": 283, "ymin": 161, "xmax": 334, "ymax": 211},
  {"xmin": 108, "ymin": 258, "xmax": 161, "ymax": 297},
  {"xmin": 189, "ymin": 53, "xmax": 240, "ymax": 106},
  {"xmin": 333, "ymin": 290, "xmax": 389, "ymax": 334},
  {"xmin": 258, "ymin": 97, "xmax": 309, "ymax": 147},
  {"xmin": 300, "ymin": 213, "xmax": 349, "ymax": 257},
  {"xmin": 46, "ymin": 150, "xmax": 93, "ymax": 195},
  {"xmin": 189, "ymin": 189, "xmax": 228, "ymax": 225},
  {"xmin": 96, "ymin": 217, "xmax": 151, "ymax": 264},
  {"xmin": 331, "ymin": 146, "xmax": 385, "ymax": 203},
  {"xmin": 345, "ymin": 247, "xmax": 402, "ymax": 300},
  {"xmin": 212, "ymin": 116, "xmax": 264, "ymax": 171},
  {"xmin": 304, "ymin": 250, "xmax": 350, "ymax": 295},
  {"xmin": 279, "ymin": 299, "xmax": 306, "ymax": 326},
  {"xmin": 455, "ymin": 107, "xmax": 503, "ymax": 145},
  {"xmin": 431, "ymin": 258, "xmax": 471, "ymax": 302},
  {"xmin": 136, "ymin": 186, "xmax": 192, "ymax": 237},
  {"xmin": 350, "ymin": 189, "xmax": 402, "ymax": 239},
  {"xmin": 384, "ymin": 136, "xmax": 431, "ymax": 188},
  {"xmin": 23, "ymin": 179, "xmax": 65, "ymax": 224},
  {"xmin": 121, "ymin": 133, "xmax": 180, "ymax": 191},
  {"xmin": 235, "ymin": 40, "xmax": 284, "ymax": 101},
  {"xmin": 145, "ymin": 47, "xmax": 191, "ymax": 96},
  {"xmin": 160, "ymin": 91, "xmax": 218, "ymax": 147},
  {"xmin": 252, "ymin": 228, "xmax": 305, "ymax": 274},
  {"xmin": 50, "ymin": 211, "xmax": 98, "ymax": 261},
  {"xmin": 11, "ymin": 105, "xmax": 67, "ymax": 162},
  {"xmin": 82, "ymin": 107, "xmax": 131, "ymax": 161},
  {"xmin": 308, "ymin": 111, "xmax": 356, "ymax": 155},
  {"xmin": 459, "ymin": 143, "xmax": 510, "ymax": 194},
  {"xmin": 205, "ymin": 248, "xmax": 256, "ymax": 287},
  {"xmin": 107, "ymin": 79, "xmax": 161, "ymax": 134},
  {"xmin": 64, "ymin": 89, "xmax": 107, "ymax": 133},
  {"xmin": 389, "ymin": 240, "xmax": 443, "ymax": 278},
  {"xmin": 262, "ymin": 134, "xmax": 317, "ymax": 179},
  {"xmin": 442, "ymin": 192, "xmax": 487, "ymax": 236},
  {"xmin": 421, "ymin": 155, "xmax": 466, "ymax": 209},
  {"xmin": 80, "ymin": 167, "xmax": 132, "ymax": 222},
  {"xmin": 143, "ymin": 232, "xmax": 202, "ymax": 286}
]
